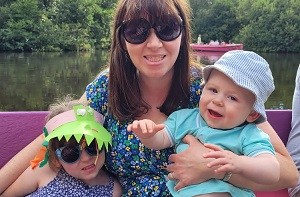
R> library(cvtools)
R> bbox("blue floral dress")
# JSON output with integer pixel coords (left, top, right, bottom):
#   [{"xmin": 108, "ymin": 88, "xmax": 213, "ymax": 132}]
[{"xmin": 86, "ymin": 69, "xmax": 202, "ymax": 196}]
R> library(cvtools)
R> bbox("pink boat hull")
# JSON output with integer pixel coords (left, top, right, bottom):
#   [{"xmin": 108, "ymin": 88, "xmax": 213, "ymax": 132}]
[{"xmin": 190, "ymin": 43, "xmax": 243, "ymax": 52}]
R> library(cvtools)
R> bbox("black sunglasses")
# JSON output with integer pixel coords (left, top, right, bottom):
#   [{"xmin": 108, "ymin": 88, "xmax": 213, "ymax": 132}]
[
  {"xmin": 121, "ymin": 17, "xmax": 183, "ymax": 44},
  {"xmin": 55, "ymin": 140, "xmax": 102, "ymax": 164}
]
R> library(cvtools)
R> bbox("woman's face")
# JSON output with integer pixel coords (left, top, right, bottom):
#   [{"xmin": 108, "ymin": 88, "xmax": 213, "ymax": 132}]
[{"xmin": 125, "ymin": 24, "xmax": 182, "ymax": 80}]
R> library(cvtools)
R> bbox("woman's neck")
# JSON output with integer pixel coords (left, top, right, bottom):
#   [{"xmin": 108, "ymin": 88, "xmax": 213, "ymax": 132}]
[
  {"xmin": 139, "ymin": 75, "xmax": 171, "ymax": 107},
  {"xmin": 138, "ymin": 75, "xmax": 172, "ymax": 123}
]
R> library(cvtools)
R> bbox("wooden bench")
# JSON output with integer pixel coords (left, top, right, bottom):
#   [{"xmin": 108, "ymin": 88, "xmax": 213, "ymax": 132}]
[{"xmin": 0, "ymin": 110, "xmax": 292, "ymax": 196}]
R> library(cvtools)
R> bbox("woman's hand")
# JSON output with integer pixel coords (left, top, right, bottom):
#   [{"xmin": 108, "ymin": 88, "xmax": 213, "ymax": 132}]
[
  {"xmin": 166, "ymin": 135, "xmax": 224, "ymax": 191},
  {"xmin": 203, "ymin": 143, "xmax": 240, "ymax": 174}
]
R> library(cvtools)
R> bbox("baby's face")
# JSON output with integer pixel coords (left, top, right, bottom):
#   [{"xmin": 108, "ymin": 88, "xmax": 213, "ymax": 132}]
[{"xmin": 200, "ymin": 69, "xmax": 256, "ymax": 129}]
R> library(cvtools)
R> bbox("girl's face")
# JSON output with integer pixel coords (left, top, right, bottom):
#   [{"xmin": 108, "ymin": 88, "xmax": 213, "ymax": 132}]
[
  {"xmin": 200, "ymin": 70, "xmax": 256, "ymax": 129},
  {"xmin": 58, "ymin": 140, "xmax": 105, "ymax": 185},
  {"xmin": 125, "ymin": 18, "xmax": 182, "ymax": 81}
]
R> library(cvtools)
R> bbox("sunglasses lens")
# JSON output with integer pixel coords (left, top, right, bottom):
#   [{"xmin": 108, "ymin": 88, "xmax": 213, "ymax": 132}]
[
  {"xmin": 122, "ymin": 17, "xmax": 182, "ymax": 44},
  {"xmin": 156, "ymin": 18, "xmax": 182, "ymax": 41},
  {"xmin": 85, "ymin": 140, "xmax": 98, "ymax": 156},
  {"xmin": 123, "ymin": 18, "xmax": 150, "ymax": 44},
  {"xmin": 57, "ymin": 145, "xmax": 80, "ymax": 163}
]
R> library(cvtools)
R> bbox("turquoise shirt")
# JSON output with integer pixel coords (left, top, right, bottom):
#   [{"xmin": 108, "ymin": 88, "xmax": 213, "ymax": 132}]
[{"xmin": 164, "ymin": 108, "xmax": 275, "ymax": 197}]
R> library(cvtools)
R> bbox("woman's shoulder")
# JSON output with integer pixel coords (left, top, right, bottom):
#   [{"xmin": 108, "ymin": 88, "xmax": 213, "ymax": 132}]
[
  {"xmin": 190, "ymin": 65, "xmax": 203, "ymax": 81},
  {"xmin": 189, "ymin": 66, "xmax": 203, "ymax": 108},
  {"xmin": 85, "ymin": 69, "xmax": 109, "ymax": 114},
  {"xmin": 87, "ymin": 68, "xmax": 109, "ymax": 90},
  {"xmin": 190, "ymin": 66, "xmax": 203, "ymax": 90}
]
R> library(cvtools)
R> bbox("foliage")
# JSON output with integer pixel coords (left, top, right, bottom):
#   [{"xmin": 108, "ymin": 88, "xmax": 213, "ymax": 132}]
[
  {"xmin": 0, "ymin": 0, "xmax": 117, "ymax": 52},
  {"xmin": 0, "ymin": 0, "xmax": 299, "ymax": 52},
  {"xmin": 189, "ymin": 0, "xmax": 300, "ymax": 52},
  {"xmin": 190, "ymin": 0, "xmax": 240, "ymax": 44},
  {"xmin": 234, "ymin": 0, "xmax": 300, "ymax": 52}
]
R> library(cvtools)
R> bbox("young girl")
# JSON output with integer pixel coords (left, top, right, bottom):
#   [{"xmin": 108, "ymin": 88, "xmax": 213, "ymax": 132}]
[{"xmin": 2, "ymin": 98, "xmax": 122, "ymax": 197}]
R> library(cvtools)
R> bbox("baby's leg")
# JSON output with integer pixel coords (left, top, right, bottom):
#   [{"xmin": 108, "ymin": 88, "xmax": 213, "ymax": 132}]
[{"xmin": 193, "ymin": 193, "xmax": 231, "ymax": 197}]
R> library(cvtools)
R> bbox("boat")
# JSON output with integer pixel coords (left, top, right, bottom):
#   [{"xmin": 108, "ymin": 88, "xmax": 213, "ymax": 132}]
[
  {"xmin": 194, "ymin": 51, "xmax": 226, "ymax": 62},
  {"xmin": 191, "ymin": 35, "xmax": 243, "ymax": 52},
  {"xmin": 190, "ymin": 43, "xmax": 244, "ymax": 52}
]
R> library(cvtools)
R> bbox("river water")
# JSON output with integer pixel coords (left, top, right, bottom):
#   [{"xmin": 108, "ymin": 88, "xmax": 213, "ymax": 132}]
[{"xmin": 0, "ymin": 51, "xmax": 299, "ymax": 111}]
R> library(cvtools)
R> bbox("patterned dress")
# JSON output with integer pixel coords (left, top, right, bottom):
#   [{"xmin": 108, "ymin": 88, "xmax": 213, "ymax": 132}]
[
  {"xmin": 86, "ymin": 69, "xmax": 202, "ymax": 196},
  {"xmin": 27, "ymin": 169, "xmax": 114, "ymax": 197}
]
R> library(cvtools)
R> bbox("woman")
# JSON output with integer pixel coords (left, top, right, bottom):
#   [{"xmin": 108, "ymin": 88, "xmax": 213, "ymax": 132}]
[{"xmin": 0, "ymin": 0, "xmax": 298, "ymax": 196}]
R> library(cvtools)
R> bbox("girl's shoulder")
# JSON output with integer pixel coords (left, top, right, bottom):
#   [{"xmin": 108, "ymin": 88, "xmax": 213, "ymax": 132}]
[
  {"xmin": 97, "ymin": 170, "xmax": 123, "ymax": 197},
  {"xmin": 112, "ymin": 176, "xmax": 122, "ymax": 197},
  {"xmin": 34, "ymin": 164, "xmax": 57, "ymax": 187}
]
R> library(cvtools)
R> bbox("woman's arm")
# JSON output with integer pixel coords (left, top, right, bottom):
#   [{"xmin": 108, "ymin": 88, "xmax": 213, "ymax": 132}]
[
  {"xmin": 167, "ymin": 123, "xmax": 298, "ymax": 191},
  {"xmin": 0, "ymin": 134, "xmax": 44, "ymax": 194},
  {"xmin": 167, "ymin": 135, "xmax": 224, "ymax": 191},
  {"xmin": 242, "ymin": 121, "xmax": 298, "ymax": 190},
  {"xmin": 79, "ymin": 93, "xmax": 87, "ymax": 102},
  {"xmin": 203, "ymin": 143, "xmax": 280, "ymax": 185},
  {"xmin": 286, "ymin": 65, "xmax": 300, "ymax": 196},
  {"xmin": 2, "ymin": 165, "xmax": 42, "ymax": 197}
]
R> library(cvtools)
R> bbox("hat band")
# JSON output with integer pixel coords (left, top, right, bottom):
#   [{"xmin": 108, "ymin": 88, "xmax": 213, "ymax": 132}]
[{"xmin": 45, "ymin": 109, "xmax": 103, "ymax": 134}]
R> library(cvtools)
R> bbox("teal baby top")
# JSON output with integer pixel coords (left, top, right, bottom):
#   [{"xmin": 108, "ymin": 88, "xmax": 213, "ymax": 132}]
[{"xmin": 164, "ymin": 108, "xmax": 275, "ymax": 197}]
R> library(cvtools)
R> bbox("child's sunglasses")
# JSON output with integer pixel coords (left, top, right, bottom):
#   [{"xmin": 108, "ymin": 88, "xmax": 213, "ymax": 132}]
[
  {"xmin": 55, "ymin": 140, "xmax": 102, "ymax": 164},
  {"xmin": 121, "ymin": 17, "xmax": 183, "ymax": 44}
]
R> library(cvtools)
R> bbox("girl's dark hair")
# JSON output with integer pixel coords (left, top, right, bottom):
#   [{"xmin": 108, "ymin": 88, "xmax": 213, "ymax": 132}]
[{"xmin": 108, "ymin": 0, "xmax": 193, "ymax": 121}]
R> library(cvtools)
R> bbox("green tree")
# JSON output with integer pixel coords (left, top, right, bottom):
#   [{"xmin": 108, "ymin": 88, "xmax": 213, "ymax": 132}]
[
  {"xmin": 0, "ymin": 0, "xmax": 117, "ymax": 52},
  {"xmin": 190, "ymin": 0, "xmax": 240, "ymax": 44},
  {"xmin": 235, "ymin": 0, "xmax": 300, "ymax": 52},
  {"xmin": 189, "ymin": 0, "xmax": 300, "ymax": 52},
  {"xmin": 0, "ymin": 0, "xmax": 41, "ymax": 51}
]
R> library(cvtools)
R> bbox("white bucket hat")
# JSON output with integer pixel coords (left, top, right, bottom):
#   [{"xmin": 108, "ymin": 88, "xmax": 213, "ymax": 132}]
[{"xmin": 202, "ymin": 50, "xmax": 275, "ymax": 120}]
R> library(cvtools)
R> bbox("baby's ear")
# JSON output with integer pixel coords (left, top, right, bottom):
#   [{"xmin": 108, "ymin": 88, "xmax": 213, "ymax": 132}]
[{"xmin": 246, "ymin": 111, "xmax": 260, "ymax": 123}]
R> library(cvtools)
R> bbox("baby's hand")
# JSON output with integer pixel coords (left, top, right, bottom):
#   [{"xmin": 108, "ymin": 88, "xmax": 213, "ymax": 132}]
[
  {"xmin": 127, "ymin": 119, "xmax": 165, "ymax": 139},
  {"xmin": 203, "ymin": 143, "xmax": 240, "ymax": 174}
]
